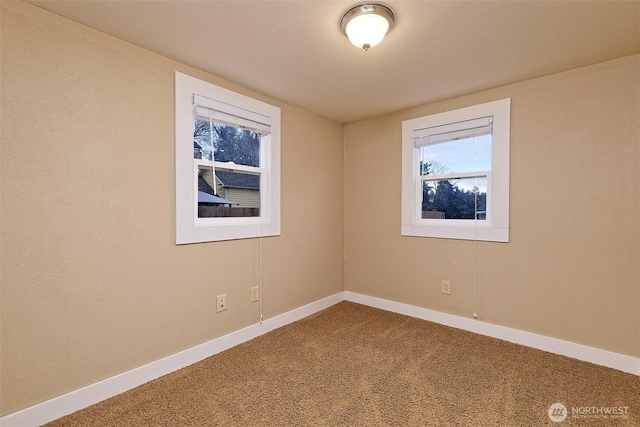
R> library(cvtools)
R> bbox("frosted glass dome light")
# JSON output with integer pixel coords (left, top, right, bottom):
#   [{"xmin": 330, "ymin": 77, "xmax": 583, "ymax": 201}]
[{"xmin": 341, "ymin": 4, "xmax": 395, "ymax": 51}]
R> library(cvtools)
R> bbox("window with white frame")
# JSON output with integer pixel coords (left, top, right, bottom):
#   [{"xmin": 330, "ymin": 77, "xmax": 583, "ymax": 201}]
[
  {"xmin": 175, "ymin": 72, "xmax": 281, "ymax": 244},
  {"xmin": 401, "ymin": 98, "xmax": 510, "ymax": 242}
]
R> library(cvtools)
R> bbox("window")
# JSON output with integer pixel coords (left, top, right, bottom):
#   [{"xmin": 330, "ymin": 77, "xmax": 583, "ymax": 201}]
[
  {"xmin": 175, "ymin": 72, "xmax": 281, "ymax": 244},
  {"xmin": 401, "ymin": 99, "xmax": 510, "ymax": 242}
]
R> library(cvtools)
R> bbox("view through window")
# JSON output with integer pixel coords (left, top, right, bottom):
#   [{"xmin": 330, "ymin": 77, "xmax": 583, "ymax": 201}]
[
  {"xmin": 419, "ymin": 133, "xmax": 490, "ymax": 220},
  {"xmin": 194, "ymin": 117, "xmax": 261, "ymax": 218}
]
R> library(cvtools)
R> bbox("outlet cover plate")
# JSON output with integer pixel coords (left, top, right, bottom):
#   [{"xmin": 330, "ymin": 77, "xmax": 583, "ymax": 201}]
[
  {"xmin": 216, "ymin": 294, "xmax": 227, "ymax": 312},
  {"xmin": 250, "ymin": 286, "xmax": 259, "ymax": 303},
  {"xmin": 442, "ymin": 280, "xmax": 451, "ymax": 295}
]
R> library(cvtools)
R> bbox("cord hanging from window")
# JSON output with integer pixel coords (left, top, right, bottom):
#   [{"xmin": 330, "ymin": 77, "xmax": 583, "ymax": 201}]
[
  {"xmin": 473, "ymin": 136, "xmax": 479, "ymax": 319},
  {"xmin": 208, "ymin": 109, "xmax": 217, "ymax": 195},
  {"xmin": 259, "ymin": 222, "xmax": 264, "ymax": 324}
]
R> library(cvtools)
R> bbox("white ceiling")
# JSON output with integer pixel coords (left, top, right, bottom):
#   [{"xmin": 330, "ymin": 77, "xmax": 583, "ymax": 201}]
[{"xmin": 28, "ymin": 0, "xmax": 640, "ymax": 124}]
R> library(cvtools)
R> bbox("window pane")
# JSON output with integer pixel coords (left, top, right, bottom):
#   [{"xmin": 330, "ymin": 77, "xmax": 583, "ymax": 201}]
[
  {"xmin": 194, "ymin": 119, "xmax": 213, "ymax": 161},
  {"xmin": 419, "ymin": 134, "xmax": 491, "ymax": 176},
  {"xmin": 422, "ymin": 176, "xmax": 487, "ymax": 220},
  {"xmin": 194, "ymin": 119, "xmax": 260, "ymax": 167},
  {"xmin": 197, "ymin": 167, "xmax": 260, "ymax": 218}
]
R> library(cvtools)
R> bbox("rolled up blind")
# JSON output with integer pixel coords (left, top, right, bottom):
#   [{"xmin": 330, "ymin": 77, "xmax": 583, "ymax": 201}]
[
  {"xmin": 193, "ymin": 94, "xmax": 271, "ymax": 135},
  {"xmin": 412, "ymin": 116, "xmax": 492, "ymax": 147}
]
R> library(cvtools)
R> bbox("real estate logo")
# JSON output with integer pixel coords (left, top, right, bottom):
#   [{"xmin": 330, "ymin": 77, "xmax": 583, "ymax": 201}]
[
  {"xmin": 548, "ymin": 403, "xmax": 568, "ymax": 423},
  {"xmin": 548, "ymin": 402, "xmax": 630, "ymax": 422}
]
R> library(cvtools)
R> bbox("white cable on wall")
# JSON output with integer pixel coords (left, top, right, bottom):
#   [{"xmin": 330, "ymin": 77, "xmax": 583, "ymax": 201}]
[
  {"xmin": 473, "ymin": 225, "xmax": 479, "ymax": 320},
  {"xmin": 259, "ymin": 222, "xmax": 264, "ymax": 324}
]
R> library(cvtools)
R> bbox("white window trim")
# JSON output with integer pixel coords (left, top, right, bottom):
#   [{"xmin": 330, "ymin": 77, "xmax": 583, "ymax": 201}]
[
  {"xmin": 175, "ymin": 72, "xmax": 281, "ymax": 244},
  {"xmin": 401, "ymin": 98, "xmax": 510, "ymax": 242}
]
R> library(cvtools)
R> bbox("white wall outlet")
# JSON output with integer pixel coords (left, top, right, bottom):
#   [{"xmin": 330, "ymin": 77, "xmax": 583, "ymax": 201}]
[
  {"xmin": 441, "ymin": 280, "xmax": 451, "ymax": 295},
  {"xmin": 250, "ymin": 286, "xmax": 259, "ymax": 303},
  {"xmin": 216, "ymin": 294, "xmax": 227, "ymax": 312}
]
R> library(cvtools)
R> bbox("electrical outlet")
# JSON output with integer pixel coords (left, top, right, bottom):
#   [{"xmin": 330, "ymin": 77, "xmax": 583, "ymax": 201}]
[
  {"xmin": 216, "ymin": 294, "xmax": 227, "ymax": 312},
  {"xmin": 250, "ymin": 286, "xmax": 259, "ymax": 303},
  {"xmin": 441, "ymin": 280, "xmax": 451, "ymax": 295}
]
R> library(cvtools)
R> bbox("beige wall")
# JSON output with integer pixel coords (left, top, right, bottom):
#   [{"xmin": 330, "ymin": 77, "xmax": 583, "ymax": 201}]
[
  {"xmin": 345, "ymin": 54, "xmax": 639, "ymax": 358},
  {"xmin": 0, "ymin": 1, "xmax": 344, "ymax": 415}
]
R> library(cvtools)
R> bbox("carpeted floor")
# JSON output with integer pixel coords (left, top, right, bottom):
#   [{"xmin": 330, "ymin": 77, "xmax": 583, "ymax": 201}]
[{"xmin": 45, "ymin": 301, "xmax": 639, "ymax": 426}]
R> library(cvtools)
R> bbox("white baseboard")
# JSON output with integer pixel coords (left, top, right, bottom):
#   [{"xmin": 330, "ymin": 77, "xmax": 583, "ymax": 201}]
[
  {"xmin": 3, "ymin": 290, "xmax": 637, "ymax": 426},
  {"xmin": 0, "ymin": 292, "xmax": 345, "ymax": 427},
  {"xmin": 344, "ymin": 291, "xmax": 640, "ymax": 376}
]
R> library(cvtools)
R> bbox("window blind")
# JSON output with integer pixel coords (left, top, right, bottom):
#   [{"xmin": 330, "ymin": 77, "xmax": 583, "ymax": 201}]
[
  {"xmin": 412, "ymin": 116, "xmax": 492, "ymax": 147},
  {"xmin": 193, "ymin": 94, "xmax": 271, "ymax": 135}
]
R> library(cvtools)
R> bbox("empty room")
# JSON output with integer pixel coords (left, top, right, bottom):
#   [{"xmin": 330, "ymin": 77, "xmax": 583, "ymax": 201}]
[{"xmin": 1, "ymin": 0, "xmax": 638, "ymax": 425}]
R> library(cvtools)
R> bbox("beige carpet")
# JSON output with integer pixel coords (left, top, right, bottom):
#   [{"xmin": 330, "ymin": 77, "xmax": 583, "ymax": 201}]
[{"xmin": 45, "ymin": 302, "xmax": 639, "ymax": 426}]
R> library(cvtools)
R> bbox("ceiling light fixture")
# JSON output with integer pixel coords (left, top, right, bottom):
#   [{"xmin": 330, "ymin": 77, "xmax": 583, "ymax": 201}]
[{"xmin": 341, "ymin": 3, "xmax": 395, "ymax": 51}]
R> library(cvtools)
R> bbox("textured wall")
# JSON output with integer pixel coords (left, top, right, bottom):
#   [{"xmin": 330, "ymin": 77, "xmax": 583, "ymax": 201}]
[
  {"xmin": 344, "ymin": 54, "xmax": 639, "ymax": 358},
  {"xmin": 0, "ymin": 1, "xmax": 344, "ymax": 415}
]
